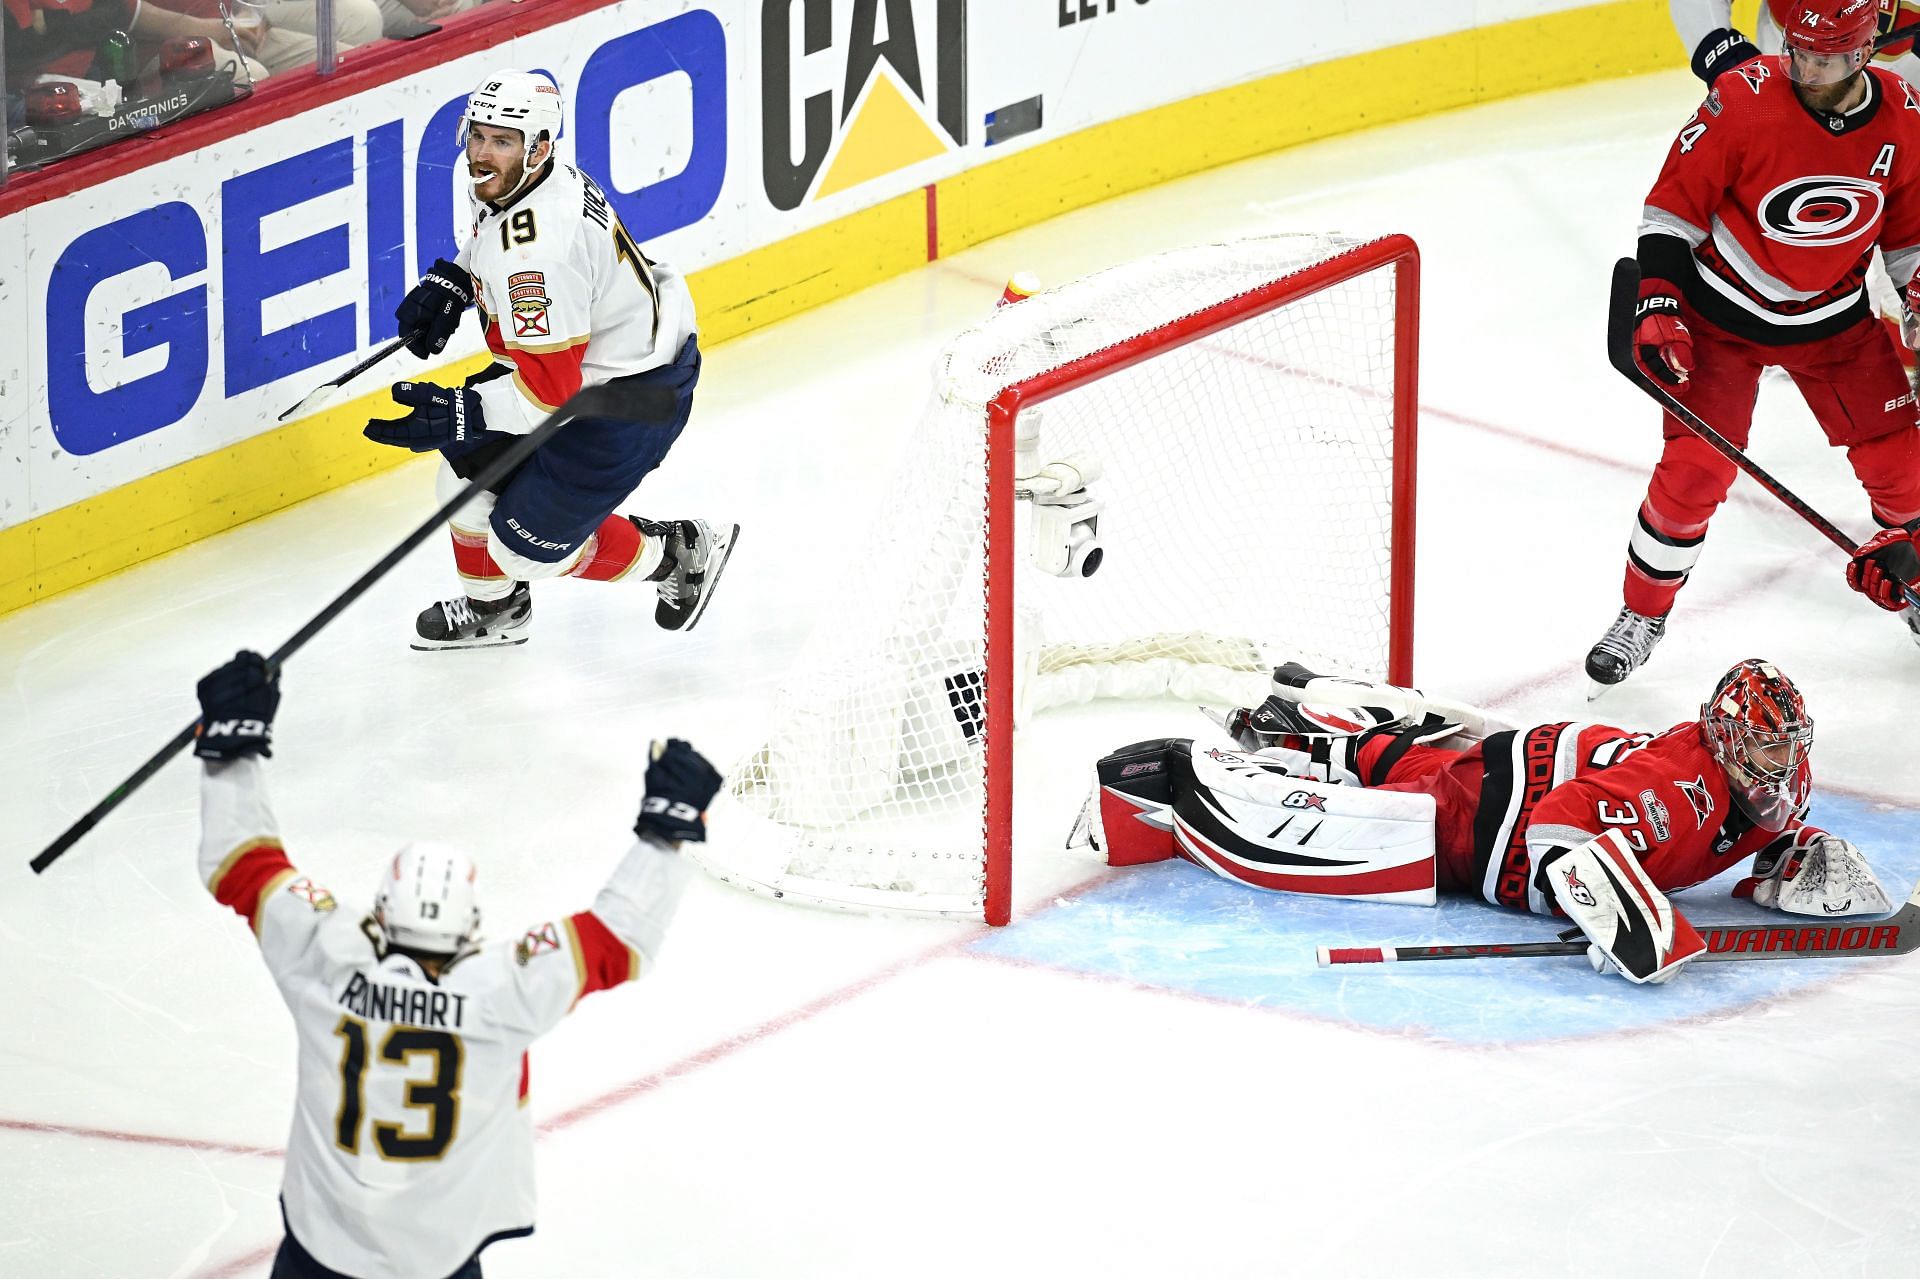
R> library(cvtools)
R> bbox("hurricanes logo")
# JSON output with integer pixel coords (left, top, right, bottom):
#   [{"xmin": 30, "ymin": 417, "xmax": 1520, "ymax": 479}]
[{"xmin": 1759, "ymin": 176, "xmax": 1884, "ymax": 246}]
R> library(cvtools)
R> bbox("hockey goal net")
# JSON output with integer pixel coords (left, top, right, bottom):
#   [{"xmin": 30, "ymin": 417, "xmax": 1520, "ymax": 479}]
[{"xmin": 697, "ymin": 233, "xmax": 1419, "ymax": 923}]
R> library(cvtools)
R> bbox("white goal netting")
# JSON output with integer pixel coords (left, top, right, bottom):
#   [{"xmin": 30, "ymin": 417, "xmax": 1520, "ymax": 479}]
[{"xmin": 695, "ymin": 233, "xmax": 1416, "ymax": 920}]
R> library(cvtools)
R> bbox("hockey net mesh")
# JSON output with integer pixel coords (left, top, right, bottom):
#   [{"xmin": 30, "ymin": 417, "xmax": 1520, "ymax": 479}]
[{"xmin": 700, "ymin": 234, "xmax": 1409, "ymax": 916}]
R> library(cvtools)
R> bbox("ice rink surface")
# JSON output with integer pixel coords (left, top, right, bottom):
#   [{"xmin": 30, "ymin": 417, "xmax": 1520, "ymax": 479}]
[{"xmin": 7, "ymin": 69, "xmax": 1920, "ymax": 1277}]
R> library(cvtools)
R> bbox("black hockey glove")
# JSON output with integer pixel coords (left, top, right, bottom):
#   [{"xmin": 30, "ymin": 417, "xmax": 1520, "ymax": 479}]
[
  {"xmin": 195, "ymin": 650, "xmax": 279, "ymax": 761},
  {"xmin": 634, "ymin": 739, "xmax": 724, "ymax": 847},
  {"xmin": 1690, "ymin": 27, "xmax": 1762, "ymax": 86},
  {"xmin": 364, "ymin": 382, "xmax": 491, "ymax": 454},
  {"xmin": 396, "ymin": 258, "xmax": 473, "ymax": 359}
]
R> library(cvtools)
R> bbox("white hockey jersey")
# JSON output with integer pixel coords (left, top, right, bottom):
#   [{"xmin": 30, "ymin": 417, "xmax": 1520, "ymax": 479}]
[
  {"xmin": 457, "ymin": 160, "xmax": 698, "ymax": 434},
  {"xmin": 198, "ymin": 757, "xmax": 691, "ymax": 1279}
]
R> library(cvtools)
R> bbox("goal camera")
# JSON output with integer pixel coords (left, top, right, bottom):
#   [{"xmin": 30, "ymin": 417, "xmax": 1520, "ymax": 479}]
[{"xmin": 1031, "ymin": 490, "xmax": 1103, "ymax": 577}]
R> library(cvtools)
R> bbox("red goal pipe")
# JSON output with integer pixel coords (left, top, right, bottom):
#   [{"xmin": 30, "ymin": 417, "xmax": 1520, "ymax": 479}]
[{"xmin": 982, "ymin": 235, "xmax": 1421, "ymax": 926}]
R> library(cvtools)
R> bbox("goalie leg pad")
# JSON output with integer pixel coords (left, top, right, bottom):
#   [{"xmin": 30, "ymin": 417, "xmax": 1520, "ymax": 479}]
[
  {"xmin": 1172, "ymin": 745, "xmax": 1437, "ymax": 904},
  {"xmin": 1544, "ymin": 830, "xmax": 1706, "ymax": 984},
  {"xmin": 1068, "ymin": 738, "xmax": 1188, "ymax": 866}
]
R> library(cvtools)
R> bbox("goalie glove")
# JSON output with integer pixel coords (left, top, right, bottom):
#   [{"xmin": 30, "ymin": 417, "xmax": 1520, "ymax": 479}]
[
  {"xmin": 1542, "ymin": 830, "xmax": 1705, "ymax": 985},
  {"xmin": 1736, "ymin": 829, "xmax": 1892, "ymax": 918}
]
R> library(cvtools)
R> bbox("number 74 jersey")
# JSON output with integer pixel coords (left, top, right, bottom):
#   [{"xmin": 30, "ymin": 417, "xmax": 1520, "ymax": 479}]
[
  {"xmin": 458, "ymin": 160, "xmax": 698, "ymax": 435},
  {"xmin": 197, "ymin": 757, "xmax": 690, "ymax": 1279}
]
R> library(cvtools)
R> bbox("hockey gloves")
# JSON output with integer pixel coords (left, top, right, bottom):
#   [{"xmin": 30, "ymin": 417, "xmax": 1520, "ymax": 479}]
[
  {"xmin": 364, "ymin": 382, "xmax": 489, "ymax": 454},
  {"xmin": 1689, "ymin": 27, "xmax": 1762, "ymax": 85},
  {"xmin": 1845, "ymin": 526, "xmax": 1920, "ymax": 611},
  {"xmin": 396, "ymin": 258, "xmax": 473, "ymax": 359},
  {"xmin": 634, "ymin": 739, "xmax": 724, "ymax": 848},
  {"xmin": 1735, "ymin": 828, "xmax": 1892, "ymax": 918},
  {"xmin": 195, "ymin": 650, "xmax": 279, "ymax": 761},
  {"xmin": 1632, "ymin": 281, "xmax": 1693, "ymax": 390}
]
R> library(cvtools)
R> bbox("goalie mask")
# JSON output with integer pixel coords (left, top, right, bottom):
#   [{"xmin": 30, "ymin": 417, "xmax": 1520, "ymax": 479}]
[
  {"xmin": 373, "ymin": 842, "xmax": 482, "ymax": 956},
  {"xmin": 1701, "ymin": 659, "xmax": 1813, "ymax": 833}
]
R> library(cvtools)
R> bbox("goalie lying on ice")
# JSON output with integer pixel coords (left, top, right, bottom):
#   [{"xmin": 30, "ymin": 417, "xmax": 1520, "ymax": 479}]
[{"xmin": 1068, "ymin": 659, "xmax": 1892, "ymax": 984}]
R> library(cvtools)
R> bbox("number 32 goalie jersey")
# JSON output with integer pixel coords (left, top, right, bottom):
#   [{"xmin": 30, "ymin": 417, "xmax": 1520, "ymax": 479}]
[
  {"xmin": 1643, "ymin": 58, "xmax": 1920, "ymax": 343},
  {"xmin": 458, "ymin": 161, "xmax": 697, "ymax": 434},
  {"xmin": 197, "ymin": 758, "xmax": 691, "ymax": 1279}
]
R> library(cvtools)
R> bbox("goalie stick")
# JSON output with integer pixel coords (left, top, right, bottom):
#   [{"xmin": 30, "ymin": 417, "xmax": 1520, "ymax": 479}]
[
  {"xmin": 27, "ymin": 377, "xmax": 677, "ymax": 875},
  {"xmin": 1317, "ymin": 881, "xmax": 1920, "ymax": 967},
  {"xmin": 1605, "ymin": 257, "xmax": 1920, "ymax": 611}
]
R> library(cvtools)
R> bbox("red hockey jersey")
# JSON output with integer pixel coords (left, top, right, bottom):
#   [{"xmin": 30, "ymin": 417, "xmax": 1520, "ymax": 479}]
[
  {"xmin": 1641, "ymin": 57, "xmax": 1920, "ymax": 342},
  {"xmin": 1385, "ymin": 722, "xmax": 1808, "ymax": 914}
]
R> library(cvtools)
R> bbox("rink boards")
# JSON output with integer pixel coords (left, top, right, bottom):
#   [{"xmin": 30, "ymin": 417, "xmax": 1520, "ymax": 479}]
[{"xmin": 0, "ymin": 0, "xmax": 1677, "ymax": 614}]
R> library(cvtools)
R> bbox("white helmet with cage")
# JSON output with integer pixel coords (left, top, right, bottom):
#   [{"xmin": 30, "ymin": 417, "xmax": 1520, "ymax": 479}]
[
  {"xmin": 372, "ymin": 842, "xmax": 482, "ymax": 955},
  {"xmin": 461, "ymin": 70, "xmax": 564, "ymax": 188}
]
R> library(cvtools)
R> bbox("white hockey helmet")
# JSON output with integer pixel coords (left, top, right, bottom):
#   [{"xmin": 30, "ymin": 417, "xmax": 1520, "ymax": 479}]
[
  {"xmin": 372, "ymin": 842, "xmax": 482, "ymax": 955},
  {"xmin": 461, "ymin": 70, "xmax": 564, "ymax": 169}
]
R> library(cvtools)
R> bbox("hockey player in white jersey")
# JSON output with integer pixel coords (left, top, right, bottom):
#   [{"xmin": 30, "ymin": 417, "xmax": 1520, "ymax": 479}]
[
  {"xmin": 363, "ymin": 70, "xmax": 737, "ymax": 649},
  {"xmin": 191, "ymin": 651, "xmax": 723, "ymax": 1277}
]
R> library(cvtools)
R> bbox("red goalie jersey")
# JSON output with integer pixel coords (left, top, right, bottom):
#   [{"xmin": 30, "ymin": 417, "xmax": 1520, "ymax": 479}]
[
  {"xmin": 1642, "ymin": 56, "xmax": 1920, "ymax": 343},
  {"xmin": 1370, "ymin": 721, "xmax": 1809, "ymax": 915}
]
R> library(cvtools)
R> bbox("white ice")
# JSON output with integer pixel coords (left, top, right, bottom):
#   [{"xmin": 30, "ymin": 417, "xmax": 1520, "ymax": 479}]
[{"xmin": 6, "ymin": 70, "xmax": 1920, "ymax": 1278}]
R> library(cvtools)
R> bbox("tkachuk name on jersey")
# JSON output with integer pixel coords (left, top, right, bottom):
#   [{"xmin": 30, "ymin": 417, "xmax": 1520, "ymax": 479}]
[{"xmin": 337, "ymin": 972, "xmax": 469, "ymax": 1029}]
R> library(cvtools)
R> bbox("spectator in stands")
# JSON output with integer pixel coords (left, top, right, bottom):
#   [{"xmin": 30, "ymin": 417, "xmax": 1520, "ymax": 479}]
[{"xmin": 5, "ymin": 0, "xmax": 277, "ymax": 90}]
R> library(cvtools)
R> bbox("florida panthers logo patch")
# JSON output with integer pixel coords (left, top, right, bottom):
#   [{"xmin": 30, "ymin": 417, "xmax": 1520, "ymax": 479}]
[
  {"xmin": 515, "ymin": 922, "xmax": 562, "ymax": 966},
  {"xmin": 508, "ymin": 270, "xmax": 552, "ymax": 338}
]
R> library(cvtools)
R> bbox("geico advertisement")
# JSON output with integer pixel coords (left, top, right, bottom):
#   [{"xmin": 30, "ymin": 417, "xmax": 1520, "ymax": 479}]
[{"xmin": 7, "ymin": 0, "xmax": 1571, "ymax": 530}]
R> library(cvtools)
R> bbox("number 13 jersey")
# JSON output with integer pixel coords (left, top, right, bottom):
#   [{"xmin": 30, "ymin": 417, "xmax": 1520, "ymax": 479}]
[{"xmin": 198, "ymin": 757, "xmax": 690, "ymax": 1279}]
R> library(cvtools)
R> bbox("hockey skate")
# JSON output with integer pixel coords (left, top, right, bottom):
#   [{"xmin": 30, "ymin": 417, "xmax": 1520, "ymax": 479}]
[
  {"xmin": 411, "ymin": 582, "xmax": 532, "ymax": 650},
  {"xmin": 1584, "ymin": 606, "xmax": 1666, "ymax": 698},
  {"xmin": 1905, "ymin": 607, "xmax": 1920, "ymax": 650},
  {"xmin": 652, "ymin": 519, "xmax": 739, "ymax": 632}
]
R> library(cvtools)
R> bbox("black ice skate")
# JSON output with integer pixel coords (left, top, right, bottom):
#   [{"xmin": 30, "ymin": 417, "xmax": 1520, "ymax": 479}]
[
  {"xmin": 1905, "ymin": 606, "xmax": 1920, "ymax": 650},
  {"xmin": 651, "ymin": 518, "xmax": 739, "ymax": 632},
  {"xmin": 411, "ymin": 583, "xmax": 532, "ymax": 651},
  {"xmin": 1584, "ymin": 606, "xmax": 1666, "ymax": 699}
]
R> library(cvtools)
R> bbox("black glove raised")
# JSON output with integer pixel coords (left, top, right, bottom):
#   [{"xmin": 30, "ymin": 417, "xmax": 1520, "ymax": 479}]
[
  {"xmin": 396, "ymin": 258, "xmax": 474, "ymax": 359},
  {"xmin": 195, "ymin": 650, "xmax": 280, "ymax": 760},
  {"xmin": 1690, "ymin": 27, "xmax": 1762, "ymax": 85},
  {"xmin": 634, "ymin": 739, "xmax": 723, "ymax": 847},
  {"xmin": 364, "ymin": 381, "xmax": 489, "ymax": 453}
]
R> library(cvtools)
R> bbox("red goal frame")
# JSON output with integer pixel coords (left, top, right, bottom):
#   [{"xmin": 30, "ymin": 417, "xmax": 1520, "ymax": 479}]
[{"xmin": 979, "ymin": 234, "xmax": 1421, "ymax": 925}]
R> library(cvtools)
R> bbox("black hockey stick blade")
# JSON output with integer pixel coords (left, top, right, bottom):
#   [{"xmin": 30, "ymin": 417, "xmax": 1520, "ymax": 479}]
[
  {"xmin": 1318, "ymin": 881, "xmax": 1920, "ymax": 967},
  {"xmin": 1605, "ymin": 258, "xmax": 1920, "ymax": 608},
  {"xmin": 278, "ymin": 333, "xmax": 416, "ymax": 421},
  {"xmin": 29, "ymin": 375, "xmax": 678, "ymax": 875}
]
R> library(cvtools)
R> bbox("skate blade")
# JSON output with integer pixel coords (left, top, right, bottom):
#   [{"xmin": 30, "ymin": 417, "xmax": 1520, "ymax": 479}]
[
  {"xmin": 409, "ymin": 631, "xmax": 530, "ymax": 652},
  {"xmin": 667, "ymin": 523, "xmax": 740, "ymax": 633},
  {"xmin": 1586, "ymin": 677, "xmax": 1615, "ymax": 702}
]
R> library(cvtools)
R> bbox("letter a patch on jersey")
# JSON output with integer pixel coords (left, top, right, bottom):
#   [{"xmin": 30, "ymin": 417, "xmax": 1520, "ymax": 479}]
[{"xmin": 508, "ymin": 270, "xmax": 552, "ymax": 338}]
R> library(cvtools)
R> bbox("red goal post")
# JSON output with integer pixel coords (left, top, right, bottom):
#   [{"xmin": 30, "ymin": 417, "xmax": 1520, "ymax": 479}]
[
  {"xmin": 982, "ymin": 234, "xmax": 1420, "ymax": 922},
  {"xmin": 702, "ymin": 233, "xmax": 1420, "ymax": 926}
]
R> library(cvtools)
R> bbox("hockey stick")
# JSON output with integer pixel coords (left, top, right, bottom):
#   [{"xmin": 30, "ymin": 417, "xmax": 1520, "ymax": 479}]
[
  {"xmin": 1606, "ymin": 257, "xmax": 1920, "ymax": 610},
  {"xmin": 28, "ymin": 377, "xmax": 676, "ymax": 875},
  {"xmin": 1318, "ymin": 881, "xmax": 1920, "ymax": 966},
  {"xmin": 277, "ymin": 333, "xmax": 418, "ymax": 422}
]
